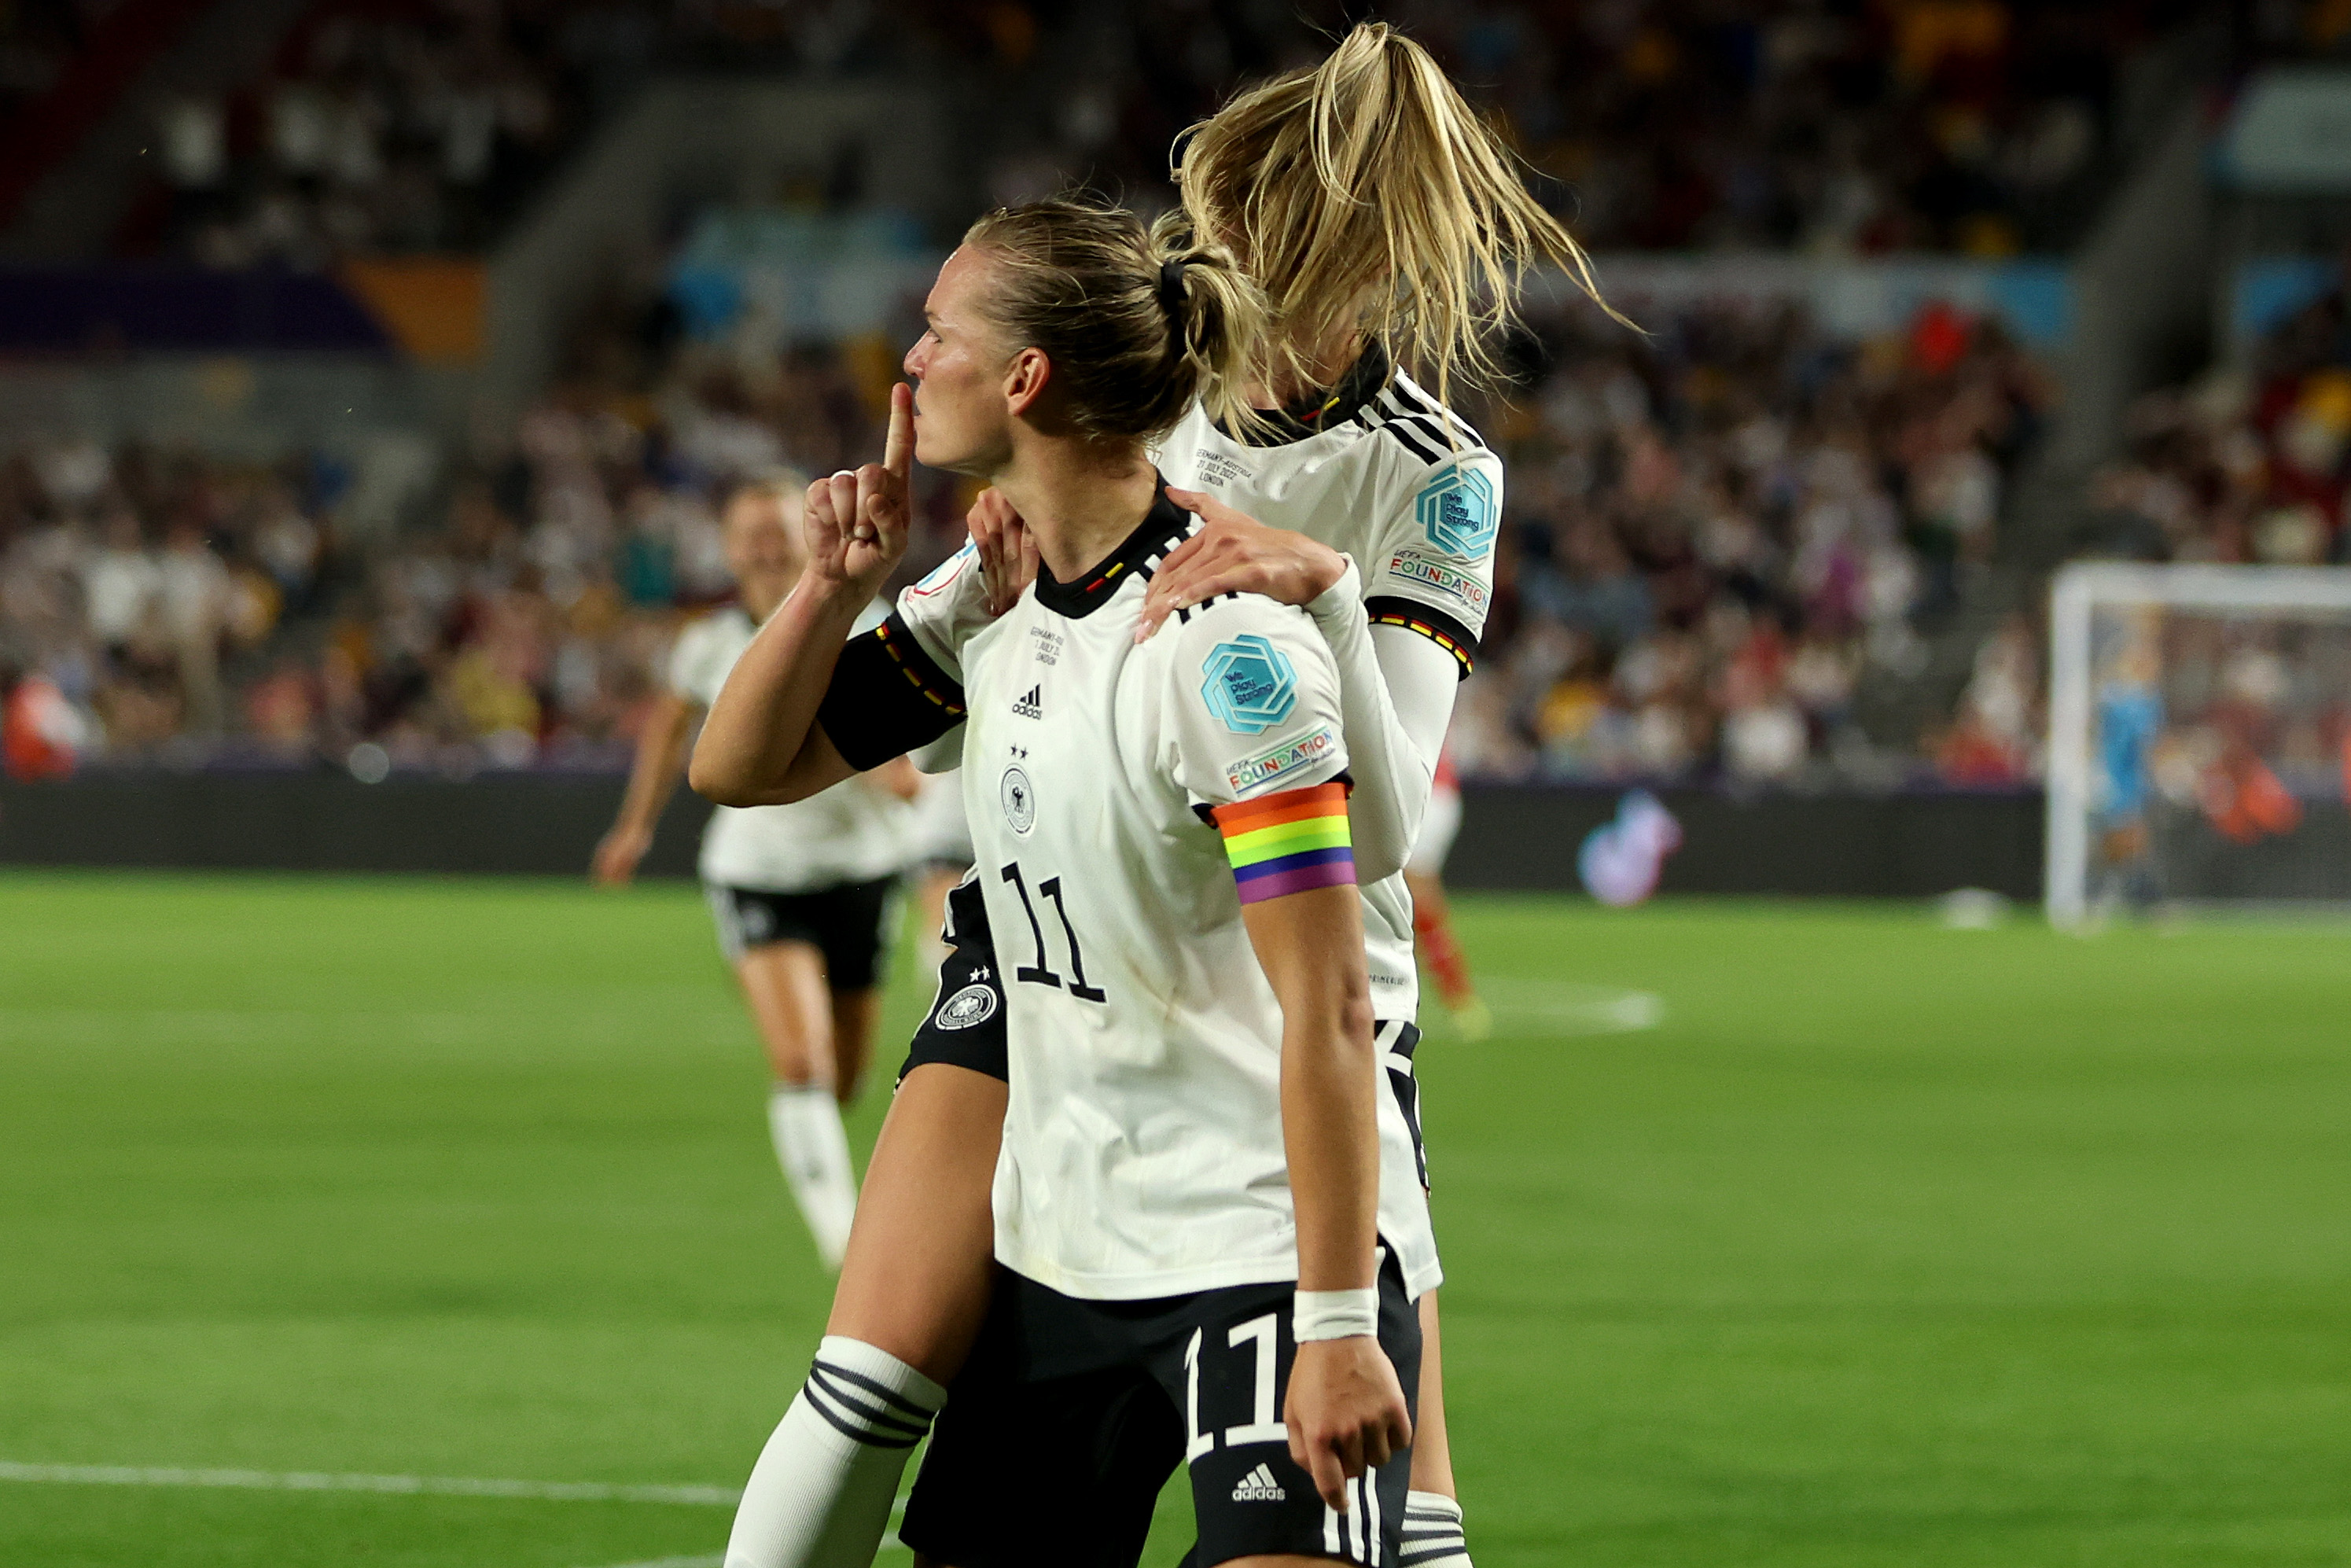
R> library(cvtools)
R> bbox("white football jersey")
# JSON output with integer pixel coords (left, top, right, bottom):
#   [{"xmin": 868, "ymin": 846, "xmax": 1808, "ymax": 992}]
[
  {"xmin": 1152, "ymin": 361, "xmax": 1502, "ymax": 652},
  {"xmin": 901, "ymin": 366, "xmax": 1503, "ymax": 1024},
  {"xmin": 1153, "ymin": 362, "xmax": 1504, "ymax": 1030},
  {"xmin": 669, "ymin": 605, "xmax": 911, "ymax": 891},
  {"xmin": 839, "ymin": 494, "xmax": 1440, "ymax": 1301}
]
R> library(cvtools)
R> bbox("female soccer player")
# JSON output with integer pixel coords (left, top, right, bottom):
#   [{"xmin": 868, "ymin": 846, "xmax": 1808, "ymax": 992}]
[
  {"xmin": 592, "ymin": 474, "xmax": 915, "ymax": 1269},
  {"xmin": 712, "ymin": 24, "xmax": 1619, "ymax": 1568},
  {"xmin": 698, "ymin": 198, "xmax": 1427, "ymax": 1566},
  {"xmin": 902, "ymin": 767, "xmax": 972, "ymax": 967}
]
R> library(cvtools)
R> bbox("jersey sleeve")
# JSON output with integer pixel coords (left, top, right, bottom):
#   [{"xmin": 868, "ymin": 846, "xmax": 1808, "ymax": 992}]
[
  {"xmin": 1360, "ymin": 444, "xmax": 1502, "ymax": 680},
  {"xmin": 816, "ymin": 548, "xmax": 993, "ymax": 771},
  {"xmin": 892, "ymin": 540, "xmax": 995, "ymax": 683},
  {"xmin": 1304, "ymin": 561, "xmax": 1456, "ymax": 885},
  {"xmin": 815, "ymin": 609, "xmax": 968, "ymax": 771},
  {"xmin": 665, "ymin": 620, "xmax": 721, "ymax": 706},
  {"xmin": 1168, "ymin": 598, "xmax": 1358, "ymax": 905}
]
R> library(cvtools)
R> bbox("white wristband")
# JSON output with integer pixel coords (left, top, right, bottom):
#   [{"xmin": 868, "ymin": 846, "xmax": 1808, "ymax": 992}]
[{"xmin": 1293, "ymin": 1287, "xmax": 1379, "ymax": 1342}]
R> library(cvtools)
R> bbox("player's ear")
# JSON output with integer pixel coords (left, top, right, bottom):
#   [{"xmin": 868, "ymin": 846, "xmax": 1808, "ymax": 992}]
[{"xmin": 1003, "ymin": 346, "xmax": 1050, "ymax": 418}]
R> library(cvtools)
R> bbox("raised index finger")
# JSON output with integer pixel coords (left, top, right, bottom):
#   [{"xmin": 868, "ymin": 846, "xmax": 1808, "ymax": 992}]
[{"xmin": 884, "ymin": 381, "xmax": 914, "ymax": 484}]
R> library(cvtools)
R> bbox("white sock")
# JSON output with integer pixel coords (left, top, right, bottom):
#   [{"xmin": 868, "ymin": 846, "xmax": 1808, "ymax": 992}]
[
  {"xmin": 767, "ymin": 1084, "xmax": 857, "ymax": 1270},
  {"xmin": 725, "ymin": 1336, "xmax": 945, "ymax": 1568},
  {"xmin": 1402, "ymin": 1490, "xmax": 1473, "ymax": 1567}
]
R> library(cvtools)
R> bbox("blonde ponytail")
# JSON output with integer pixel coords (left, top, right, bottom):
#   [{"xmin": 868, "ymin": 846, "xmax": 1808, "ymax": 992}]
[
  {"xmin": 963, "ymin": 199, "xmax": 1268, "ymax": 443},
  {"xmin": 1178, "ymin": 21, "xmax": 1632, "ymax": 410}
]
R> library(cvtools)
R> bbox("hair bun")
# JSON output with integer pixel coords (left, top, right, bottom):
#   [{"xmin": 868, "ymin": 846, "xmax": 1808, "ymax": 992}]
[
  {"xmin": 1157, "ymin": 256, "xmax": 1195, "ymax": 319},
  {"xmin": 961, "ymin": 199, "xmax": 1264, "ymax": 441}
]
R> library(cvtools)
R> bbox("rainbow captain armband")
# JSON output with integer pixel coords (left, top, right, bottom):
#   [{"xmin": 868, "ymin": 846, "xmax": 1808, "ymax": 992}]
[{"xmin": 1211, "ymin": 782, "xmax": 1356, "ymax": 905}]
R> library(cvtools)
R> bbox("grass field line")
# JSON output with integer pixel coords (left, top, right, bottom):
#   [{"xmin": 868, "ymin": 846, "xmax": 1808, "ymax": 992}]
[
  {"xmin": 1474, "ymin": 979, "xmax": 1665, "ymax": 1033},
  {"xmin": 0, "ymin": 1464, "xmax": 914, "ymax": 1562},
  {"xmin": 0, "ymin": 1460, "xmax": 739, "ymax": 1507},
  {"xmin": 0, "ymin": 1009, "xmax": 739, "ymax": 1047}
]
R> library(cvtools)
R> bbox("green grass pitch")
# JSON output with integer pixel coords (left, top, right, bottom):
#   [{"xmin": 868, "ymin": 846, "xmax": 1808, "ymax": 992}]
[{"xmin": 2, "ymin": 870, "xmax": 2347, "ymax": 1567}]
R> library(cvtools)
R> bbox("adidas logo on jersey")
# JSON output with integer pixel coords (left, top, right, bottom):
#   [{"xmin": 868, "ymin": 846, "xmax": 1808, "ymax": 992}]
[
  {"xmin": 1231, "ymin": 1463, "xmax": 1286, "ymax": 1502},
  {"xmin": 1011, "ymin": 684, "xmax": 1043, "ymax": 719}
]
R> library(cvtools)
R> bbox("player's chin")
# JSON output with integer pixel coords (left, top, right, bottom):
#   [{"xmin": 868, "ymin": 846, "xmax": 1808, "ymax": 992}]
[{"xmin": 912, "ymin": 429, "xmax": 961, "ymax": 471}]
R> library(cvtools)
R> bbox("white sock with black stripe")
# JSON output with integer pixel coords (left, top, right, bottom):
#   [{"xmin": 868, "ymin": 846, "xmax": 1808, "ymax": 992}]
[
  {"xmin": 767, "ymin": 1084, "xmax": 857, "ymax": 1271},
  {"xmin": 723, "ymin": 1336, "xmax": 945, "ymax": 1568},
  {"xmin": 1401, "ymin": 1490, "xmax": 1473, "ymax": 1567}
]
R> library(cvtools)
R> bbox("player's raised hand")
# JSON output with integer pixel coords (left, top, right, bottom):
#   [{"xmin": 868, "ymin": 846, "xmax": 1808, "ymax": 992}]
[
  {"xmin": 1284, "ymin": 1336, "xmax": 1413, "ymax": 1511},
  {"xmin": 1139, "ymin": 488, "xmax": 1348, "ymax": 642},
  {"xmin": 967, "ymin": 487, "xmax": 1038, "ymax": 616},
  {"xmin": 803, "ymin": 382, "xmax": 915, "ymax": 601}
]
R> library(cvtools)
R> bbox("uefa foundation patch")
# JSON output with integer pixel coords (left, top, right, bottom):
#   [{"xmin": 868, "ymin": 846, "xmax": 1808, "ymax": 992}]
[
  {"xmin": 1225, "ymin": 726, "xmax": 1338, "ymax": 794},
  {"xmin": 1385, "ymin": 550, "xmax": 1489, "ymax": 617}
]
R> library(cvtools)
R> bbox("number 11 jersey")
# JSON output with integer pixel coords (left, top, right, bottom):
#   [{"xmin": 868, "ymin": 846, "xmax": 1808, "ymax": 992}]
[{"xmin": 820, "ymin": 487, "xmax": 1441, "ymax": 1304}]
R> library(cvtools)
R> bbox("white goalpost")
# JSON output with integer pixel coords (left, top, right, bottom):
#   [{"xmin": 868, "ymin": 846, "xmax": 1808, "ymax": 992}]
[{"xmin": 2046, "ymin": 562, "xmax": 2351, "ymax": 927}]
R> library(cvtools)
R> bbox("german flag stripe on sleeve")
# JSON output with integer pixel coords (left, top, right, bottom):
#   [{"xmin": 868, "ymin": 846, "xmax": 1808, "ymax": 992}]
[
  {"xmin": 1210, "ymin": 781, "xmax": 1356, "ymax": 904},
  {"xmin": 815, "ymin": 610, "xmax": 966, "ymax": 771},
  {"xmin": 1364, "ymin": 594, "xmax": 1478, "ymax": 679}
]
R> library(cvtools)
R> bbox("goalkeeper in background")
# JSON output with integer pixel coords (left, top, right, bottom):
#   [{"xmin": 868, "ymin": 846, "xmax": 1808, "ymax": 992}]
[{"xmin": 2094, "ymin": 631, "xmax": 2163, "ymax": 911}]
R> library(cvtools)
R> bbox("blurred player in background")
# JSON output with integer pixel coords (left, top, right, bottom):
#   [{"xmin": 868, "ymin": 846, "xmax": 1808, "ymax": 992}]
[
  {"xmin": 1404, "ymin": 745, "xmax": 1487, "ymax": 1038},
  {"xmin": 902, "ymin": 767, "xmax": 972, "ymax": 967},
  {"xmin": 705, "ymin": 24, "xmax": 1623, "ymax": 1568},
  {"xmin": 2, "ymin": 647, "xmax": 86, "ymax": 781},
  {"xmin": 593, "ymin": 473, "xmax": 914, "ymax": 1269},
  {"xmin": 2093, "ymin": 626, "xmax": 2163, "ymax": 911}
]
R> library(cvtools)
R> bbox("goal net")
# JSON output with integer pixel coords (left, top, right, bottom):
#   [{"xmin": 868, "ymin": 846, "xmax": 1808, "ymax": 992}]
[{"xmin": 2046, "ymin": 564, "xmax": 2351, "ymax": 926}]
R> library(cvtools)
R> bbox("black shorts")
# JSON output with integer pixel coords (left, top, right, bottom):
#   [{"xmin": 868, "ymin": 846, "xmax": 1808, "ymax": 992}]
[
  {"xmin": 900, "ymin": 1251, "xmax": 1422, "ymax": 1568},
  {"xmin": 704, "ymin": 877, "xmax": 898, "ymax": 992},
  {"xmin": 898, "ymin": 871, "xmax": 1010, "ymax": 1084}
]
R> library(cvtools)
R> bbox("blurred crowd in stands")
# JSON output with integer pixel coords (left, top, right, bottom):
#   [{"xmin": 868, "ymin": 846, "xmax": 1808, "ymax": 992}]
[
  {"xmin": 117, "ymin": 0, "xmax": 2254, "ymax": 267},
  {"xmin": 0, "ymin": 292, "xmax": 931, "ymax": 778},
  {"xmin": 1452, "ymin": 289, "xmax": 2049, "ymax": 784},
  {"xmin": 131, "ymin": 0, "xmax": 921, "ymax": 263},
  {"xmin": 1, "ymin": 436, "xmax": 331, "ymax": 772},
  {"xmin": 2081, "ymin": 271, "xmax": 2351, "ymax": 570},
  {"xmin": 17, "ymin": 1, "xmax": 2351, "ymax": 788},
  {"xmin": 0, "ymin": 279, "xmax": 2057, "ymax": 786},
  {"xmin": 1024, "ymin": 0, "xmax": 2185, "ymax": 256},
  {"xmin": 142, "ymin": 0, "xmax": 629, "ymax": 263}
]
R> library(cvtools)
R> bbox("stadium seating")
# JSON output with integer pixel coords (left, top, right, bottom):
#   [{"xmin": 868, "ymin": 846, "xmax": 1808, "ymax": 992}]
[{"xmin": 5, "ymin": 0, "xmax": 2346, "ymax": 791}]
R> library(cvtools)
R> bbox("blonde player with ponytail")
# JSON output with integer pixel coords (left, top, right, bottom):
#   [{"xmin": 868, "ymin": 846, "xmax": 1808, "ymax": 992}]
[{"xmin": 715, "ymin": 24, "xmax": 1619, "ymax": 1568}]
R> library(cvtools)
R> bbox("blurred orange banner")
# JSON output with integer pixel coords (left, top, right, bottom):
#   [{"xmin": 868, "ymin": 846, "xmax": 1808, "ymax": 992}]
[{"xmin": 338, "ymin": 257, "xmax": 487, "ymax": 364}]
